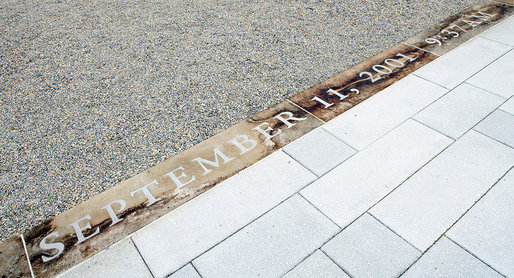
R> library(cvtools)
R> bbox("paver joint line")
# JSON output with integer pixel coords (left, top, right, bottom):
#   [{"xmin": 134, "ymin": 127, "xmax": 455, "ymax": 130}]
[
  {"xmin": 286, "ymin": 99, "xmax": 327, "ymax": 124},
  {"xmin": 281, "ymin": 150, "xmax": 319, "ymax": 178},
  {"xmin": 129, "ymin": 236, "xmax": 156, "ymax": 278},
  {"xmin": 20, "ymin": 234, "xmax": 35, "ymax": 278},
  {"xmin": 456, "ymin": 44, "xmax": 513, "ymax": 92},
  {"xmin": 443, "ymin": 236, "xmax": 507, "ymax": 277},
  {"xmin": 366, "ymin": 213, "xmax": 422, "ymax": 253},
  {"xmin": 473, "ymin": 126, "xmax": 514, "ymax": 149},
  {"xmin": 464, "ymin": 81, "xmax": 510, "ymax": 99},
  {"xmin": 318, "ymin": 249, "xmax": 354, "ymax": 278},
  {"xmin": 401, "ymin": 42, "xmax": 442, "ymax": 57},
  {"xmin": 399, "ymin": 165, "xmax": 514, "ymax": 277}
]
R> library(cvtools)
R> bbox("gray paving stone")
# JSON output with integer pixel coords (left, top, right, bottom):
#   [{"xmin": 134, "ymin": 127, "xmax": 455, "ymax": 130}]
[
  {"xmin": 192, "ymin": 195, "xmax": 340, "ymax": 278},
  {"xmin": 499, "ymin": 97, "xmax": 514, "ymax": 115},
  {"xmin": 132, "ymin": 151, "xmax": 317, "ymax": 278},
  {"xmin": 480, "ymin": 15, "xmax": 514, "ymax": 46},
  {"xmin": 474, "ymin": 109, "xmax": 514, "ymax": 147},
  {"xmin": 414, "ymin": 83, "xmax": 504, "ymax": 139},
  {"xmin": 467, "ymin": 50, "xmax": 514, "ymax": 98},
  {"xmin": 283, "ymin": 250, "xmax": 349, "ymax": 278},
  {"xmin": 57, "ymin": 238, "xmax": 152, "ymax": 278},
  {"xmin": 283, "ymin": 127, "xmax": 356, "ymax": 176},
  {"xmin": 168, "ymin": 264, "xmax": 201, "ymax": 278},
  {"xmin": 322, "ymin": 75, "xmax": 448, "ymax": 150},
  {"xmin": 402, "ymin": 237, "xmax": 501, "ymax": 278},
  {"xmin": 414, "ymin": 37, "xmax": 511, "ymax": 89},
  {"xmin": 370, "ymin": 130, "xmax": 514, "ymax": 251},
  {"xmin": 322, "ymin": 214, "xmax": 420, "ymax": 278},
  {"xmin": 301, "ymin": 120, "xmax": 452, "ymax": 228},
  {"xmin": 447, "ymin": 168, "xmax": 514, "ymax": 277}
]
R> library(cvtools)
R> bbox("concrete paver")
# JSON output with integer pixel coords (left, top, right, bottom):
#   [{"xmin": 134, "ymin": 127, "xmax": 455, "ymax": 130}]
[
  {"xmin": 370, "ymin": 130, "xmax": 514, "ymax": 251},
  {"xmin": 414, "ymin": 37, "xmax": 511, "ymax": 89},
  {"xmin": 322, "ymin": 214, "xmax": 420, "ymax": 278},
  {"xmin": 414, "ymin": 83, "xmax": 504, "ymax": 139},
  {"xmin": 168, "ymin": 264, "xmax": 201, "ymax": 278},
  {"xmin": 301, "ymin": 119, "xmax": 452, "ymax": 228},
  {"xmin": 132, "ymin": 151, "xmax": 316, "ymax": 278},
  {"xmin": 479, "ymin": 15, "xmax": 514, "ymax": 46},
  {"xmin": 192, "ymin": 194, "xmax": 340, "ymax": 278},
  {"xmin": 467, "ymin": 50, "xmax": 514, "ymax": 98},
  {"xmin": 402, "ymin": 237, "xmax": 501, "ymax": 278},
  {"xmin": 499, "ymin": 97, "xmax": 514, "ymax": 114},
  {"xmin": 283, "ymin": 127, "xmax": 356, "ymax": 177},
  {"xmin": 474, "ymin": 109, "xmax": 514, "ymax": 147},
  {"xmin": 446, "ymin": 169, "xmax": 514, "ymax": 277},
  {"xmin": 321, "ymin": 75, "xmax": 448, "ymax": 150},
  {"xmin": 57, "ymin": 238, "xmax": 152, "ymax": 278},
  {"xmin": 283, "ymin": 250, "xmax": 349, "ymax": 278}
]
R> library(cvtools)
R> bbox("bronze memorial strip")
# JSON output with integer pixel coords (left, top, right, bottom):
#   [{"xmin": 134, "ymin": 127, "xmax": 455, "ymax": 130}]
[
  {"xmin": 0, "ymin": 1, "xmax": 512, "ymax": 277},
  {"xmin": 404, "ymin": 2, "xmax": 513, "ymax": 56},
  {"xmin": 493, "ymin": 0, "xmax": 514, "ymax": 6}
]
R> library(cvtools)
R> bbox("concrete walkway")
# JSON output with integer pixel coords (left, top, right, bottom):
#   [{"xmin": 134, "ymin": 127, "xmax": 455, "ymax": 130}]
[{"xmin": 56, "ymin": 13, "xmax": 514, "ymax": 278}]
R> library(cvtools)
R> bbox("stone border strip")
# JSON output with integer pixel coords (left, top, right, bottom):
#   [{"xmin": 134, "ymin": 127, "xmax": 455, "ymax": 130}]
[{"xmin": 1, "ymin": 1, "xmax": 512, "ymax": 277}]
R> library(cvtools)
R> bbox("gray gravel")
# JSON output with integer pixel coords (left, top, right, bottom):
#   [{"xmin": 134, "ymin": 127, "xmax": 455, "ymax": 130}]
[{"xmin": 0, "ymin": 0, "xmax": 482, "ymax": 241}]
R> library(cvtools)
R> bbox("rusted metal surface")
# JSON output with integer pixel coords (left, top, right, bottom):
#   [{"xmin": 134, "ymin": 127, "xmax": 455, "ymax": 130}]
[
  {"xmin": 0, "ymin": 237, "xmax": 31, "ymax": 278},
  {"xmin": 404, "ymin": 1, "xmax": 514, "ymax": 55},
  {"xmin": 492, "ymin": 0, "xmax": 514, "ymax": 6}
]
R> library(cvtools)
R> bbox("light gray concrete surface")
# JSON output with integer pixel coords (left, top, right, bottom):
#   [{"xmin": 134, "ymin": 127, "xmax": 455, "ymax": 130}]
[
  {"xmin": 0, "ymin": 0, "xmax": 484, "ymax": 241},
  {"xmin": 414, "ymin": 37, "xmax": 511, "ymax": 89},
  {"xmin": 192, "ymin": 194, "xmax": 340, "ymax": 278},
  {"xmin": 414, "ymin": 83, "xmax": 504, "ymax": 139},
  {"xmin": 57, "ymin": 238, "xmax": 152, "ymax": 278},
  {"xmin": 283, "ymin": 250, "xmax": 349, "ymax": 278},
  {"xmin": 479, "ymin": 15, "xmax": 514, "ymax": 46},
  {"xmin": 322, "ymin": 214, "xmax": 420, "ymax": 278},
  {"xmin": 499, "ymin": 97, "xmax": 514, "ymax": 114},
  {"xmin": 402, "ymin": 237, "xmax": 501, "ymax": 278},
  {"xmin": 301, "ymin": 119, "xmax": 452, "ymax": 228},
  {"xmin": 168, "ymin": 264, "xmax": 201, "ymax": 278},
  {"xmin": 467, "ymin": 50, "xmax": 514, "ymax": 98},
  {"xmin": 132, "ymin": 151, "xmax": 316, "ymax": 277},
  {"xmin": 322, "ymin": 75, "xmax": 448, "ymax": 150},
  {"xmin": 370, "ymin": 130, "xmax": 514, "ymax": 251},
  {"xmin": 447, "ymin": 169, "xmax": 514, "ymax": 277},
  {"xmin": 283, "ymin": 127, "xmax": 355, "ymax": 177},
  {"xmin": 474, "ymin": 109, "xmax": 514, "ymax": 147}
]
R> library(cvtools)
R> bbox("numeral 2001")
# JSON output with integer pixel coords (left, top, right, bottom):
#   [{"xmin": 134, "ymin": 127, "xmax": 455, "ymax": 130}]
[
  {"xmin": 359, "ymin": 53, "xmax": 417, "ymax": 83},
  {"xmin": 311, "ymin": 52, "xmax": 418, "ymax": 109}
]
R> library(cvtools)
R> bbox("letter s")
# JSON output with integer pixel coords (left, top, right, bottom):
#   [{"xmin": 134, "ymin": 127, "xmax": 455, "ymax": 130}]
[{"xmin": 40, "ymin": 232, "xmax": 65, "ymax": 262}]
